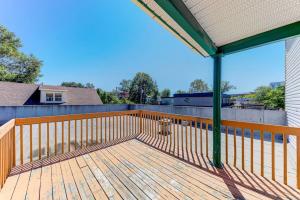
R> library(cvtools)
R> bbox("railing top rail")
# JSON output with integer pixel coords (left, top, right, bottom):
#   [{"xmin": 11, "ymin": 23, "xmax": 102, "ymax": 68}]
[
  {"xmin": 140, "ymin": 109, "xmax": 300, "ymax": 136},
  {"xmin": 222, "ymin": 119, "xmax": 300, "ymax": 136},
  {"xmin": 15, "ymin": 110, "xmax": 139, "ymax": 125},
  {"xmin": 0, "ymin": 119, "xmax": 15, "ymax": 139},
  {"xmin": 140, "ymin": 110, "xmax": 213, "ymax": 123}
]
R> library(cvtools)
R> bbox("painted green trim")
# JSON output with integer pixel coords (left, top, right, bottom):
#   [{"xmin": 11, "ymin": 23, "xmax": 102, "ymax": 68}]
[
  {"xmin": 135, "ymin": 0, "xmax": 205, "ymax": 55},
  {"xmin": 213, "ymin": 54, "xmax": 222, "ymax": 168},
  {"xmin": 155, "ymin": 0, "xmax": 217, "ymax": 56},
  {"xmin": 219, "ymin": 21, "xmax": 300, "ymax": 55}
]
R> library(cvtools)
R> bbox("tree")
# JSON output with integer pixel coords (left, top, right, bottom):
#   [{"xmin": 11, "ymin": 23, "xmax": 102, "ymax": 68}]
[
  {"xmin": 189, "ymin": 79, "xmax": 209, "ymax": 93},
  {"xmin": 175, "ymin": 90, "xmax": 186, "ymax": 94},
  {"xmin": 97, "ymin": 89, "xmax": 121, "ymax": 104},
  {"xmin": 128, "ymin": 72, "xmax": 158, "ymax": 104},
  {"xmin": 161, "ymin": 88, "xmax": 171, "ymax": 97},
  {"xmin": 221, "ymin": 81, "xmax": 236, "ymax": 93},
  {"xmin": 61, "ymin": 82, "xmax": 94, "ymax": 88},
  {"xmin": 264, "ymin": 86, "xmax": 285, "ymax": 109},
  {"xmin": 85, "ymin": 82, "xmax": 95, "ymax": 88},
  {"xmin": 254, "ymin": 85, "xmax": 284, "ymax": 109},
  {"xmin": 255, "ymin": 86, "xmax": 272, "ymax": 103},
  {"xmin": 0, "ymin": 25, "xmax": 42, "ymax": 83},
  {"xmin": 118, "ymin": 79, "xmax": 131, "ymax": 93}
]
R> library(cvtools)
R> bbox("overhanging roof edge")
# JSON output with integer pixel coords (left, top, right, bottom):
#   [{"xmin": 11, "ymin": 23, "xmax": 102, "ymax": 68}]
[
  {"xmin": 132, "ymin": 0, "xmax": 208, "ymax": 56},
  {"xmin": 155, "ymin": 0, "xmax": 217, "ymax": 56},
  {"xmin": 219, "ymin": 21, "xmax": 300, "ymax": 55}
]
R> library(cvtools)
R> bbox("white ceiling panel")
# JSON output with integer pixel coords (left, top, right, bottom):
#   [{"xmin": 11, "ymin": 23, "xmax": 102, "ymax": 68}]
[{"xmin": 183, "ymin": 0, "xmax": 300, "ymax": 46}]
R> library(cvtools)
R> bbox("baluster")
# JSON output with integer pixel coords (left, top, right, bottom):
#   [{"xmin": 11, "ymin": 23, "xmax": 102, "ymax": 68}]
[
  {"xmin": 206, "ymin": 123, "xmax": 208, "ymax": 158},
  {"xmin": 225, "ymin": 126, "xmax": 228, "ymax": 164},
  {"xmin": 39, "ymin": 123, "xmax": 41, "ymax": 159},
  {"xmin": 113, "ymin": 116, "xmax": 115, "ymax": 140},
  {"xmin": 242, "ymin": 128, "xmax": 245, "ymax": 170},
  {"xmin": 271, "ymin": 133, "xmax": 275, "ymax": 180},
  {"xmin": 68, "ymin": 120, "xmax": 71, "ymax": 152},
  {"xmin": 62, "ymin": 121, "xmax": 64, "ymax": 154},
  {"xmin": 55, "ymin": 122, "xmax": 57, "ymax": 155},
  {"xmin": 283, "ymin": 133, "xmax": 287, "ymax": 184},
  {"xmin": 47, "ymin": 122, "xmax": 50, "ymax": 157},
  {"xmin": 195, "ymin": 120, "xmax": 197, "ymax": 154},
  {"xmin": 80, "ymin": 119, "xmax": 83, "ymax": 147},
  {"xmin": 96, "ymin": 118, "xmax": 99, "ymax": 144},
  {"xmin": 234, "ymin": 128, "xmax": 237, "ymax": 167},
  {"xmin": 190, "ymin": 121, "xmax": 192, "ymax": 152},
  {"xmin": 75, "ymin": 120, "xmax": 77, "ymax": 149},
  {"xmin": 200, "ymin": 121, "xmax": 203, "ymax": 155},
  {"xmin": 86, "ymin": 119, "xmax": 88, "ymax": 146},
  {"xmin": 30, "ymin": 124, "xmax": 33, "ymax": 162},
  {"xmin": 260, "ymin": 129, "xmax": 264, "ymax": 177},
  {"xmin": 91, "ymin": 118, "xmax": 94, "ymax": 144},
  {"xmin": 250, "ymin": 129, "xmax": 254, "ymax": 173},
  {"xmin": 105, "ymin": 116, "xmax": 107, "ymax": 143}
]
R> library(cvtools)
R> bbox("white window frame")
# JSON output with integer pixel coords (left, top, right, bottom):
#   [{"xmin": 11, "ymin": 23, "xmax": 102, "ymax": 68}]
[
  {"xmin": 46, "ymin": 93, "xmax": 54, "ymax": 102},
  {"xmin": 54, "ymin": 93, "xmax": 62, "ymax": 102}
]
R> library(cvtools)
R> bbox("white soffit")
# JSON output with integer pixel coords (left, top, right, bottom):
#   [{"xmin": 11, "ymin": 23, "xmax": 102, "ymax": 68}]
[
  {"xmin": 183, "ymin": 0, "xmax": 300, "ymax": 46},
  {"xmin": 133, "ymin": 0, "xmax": 209, "ymax": 56}
]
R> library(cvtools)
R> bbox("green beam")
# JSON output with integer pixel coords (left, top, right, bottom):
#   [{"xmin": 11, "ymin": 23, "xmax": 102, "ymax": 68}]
[
  {"xmin": 135, "ymin": 0, "xmax": 206, "ymax": 55},
  {"xmin": 219, "ymin": 21, "xmax": 300, "ymax": 55},
  {"xmin": 213, "ymin": 53, "xmax": 222, "ymax": 168},
  {"xmin": 155, "ymin": 0, "xmax": 217, "ymax": 56}
]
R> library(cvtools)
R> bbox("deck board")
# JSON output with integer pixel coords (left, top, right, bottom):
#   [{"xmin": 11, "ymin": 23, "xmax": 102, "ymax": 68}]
[
  {"xmin": 1, "ymin": 138, "xmax": 300, "ymax": 200},
  {"xmin": 39, "ymin": 165, "xmax": 53, "ymax": 200}
]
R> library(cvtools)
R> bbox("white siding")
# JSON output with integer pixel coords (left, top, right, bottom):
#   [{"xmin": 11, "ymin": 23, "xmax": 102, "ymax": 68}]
[{"xmin": 285, "ymin": 37, "xmax": 300, "ymax": 147}]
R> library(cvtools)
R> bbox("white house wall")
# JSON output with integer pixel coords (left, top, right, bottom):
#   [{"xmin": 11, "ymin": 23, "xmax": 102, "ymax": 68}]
[{"xmin": 285, "ymin": 37, "xmax": 300, "ymax": 148}]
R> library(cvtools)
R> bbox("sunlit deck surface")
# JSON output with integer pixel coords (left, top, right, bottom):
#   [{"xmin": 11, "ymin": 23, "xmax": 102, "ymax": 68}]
[{"xmin": 1, "ymin": 136, "xmax": 300, "ymax": 200}]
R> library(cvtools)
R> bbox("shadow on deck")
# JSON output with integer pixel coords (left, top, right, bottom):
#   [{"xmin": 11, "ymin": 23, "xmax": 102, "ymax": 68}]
[{"xmin": 0, "ymin": 134, "xmax": 299, "ymax": 200}]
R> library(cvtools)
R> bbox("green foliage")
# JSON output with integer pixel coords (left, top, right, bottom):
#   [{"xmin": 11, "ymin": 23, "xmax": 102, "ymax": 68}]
[
  {"xmin": 129, "ymin": 72, "xmax": 158, "ymax": 104},
  {"xmin": 254, "ymin": 86, "xmax": 272, "ymax": 103},
  {"xmin": 175, "ymin": 90, "xmax": 186, "ymax": 94},
  {"xmin": 255, "ymin": 85, "xmax": 284, "ymax": 109},
  {"xmin": 97, "ymin": 89, "xmax": 121, "ymax": 104},
  {"xmin": 61, "ymin": 82, "xmax": 95, "ymax": 88},
  {"xmin": 221, "ymin": 81, "xmax": 236, "ymax": 93},
  {"xmin": 161, "ymin": 88, "xmax": 171, "ymax": 97},
  {"xmin": 189, "ymin": 79, "xmax": 209, "ymax": 93},
  {"xmin": 188, "ymin": 79, "xmax": 235, "ymax": 94},
  {"xmin": 118, "ymin": 79, "xmax": 131, "ymax": 93},
  {"xmin": 0, "ymin": 25, "xmax": 42, "ymax": 83}
]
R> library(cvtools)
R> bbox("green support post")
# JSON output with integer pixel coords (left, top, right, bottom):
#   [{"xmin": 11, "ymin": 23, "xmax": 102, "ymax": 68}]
[{"xmin": 213, "ymin": 53, "xmax": 222, "ymax": 168}]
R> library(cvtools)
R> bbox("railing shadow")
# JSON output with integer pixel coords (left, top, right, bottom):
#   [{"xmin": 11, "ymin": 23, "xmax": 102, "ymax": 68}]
[{"xmin": 136, "ymin": 133, "xmax": 300, "ymax": 200}]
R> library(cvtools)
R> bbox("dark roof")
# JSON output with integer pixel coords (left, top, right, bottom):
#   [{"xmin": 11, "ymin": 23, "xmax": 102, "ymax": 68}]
[
  {"xmin": 173, "ymin": 92, "xmax": 230, "ymax": 98},
  {"xmin": 0, "ymin": 81, "xmax": 102, "ymax": 106}
]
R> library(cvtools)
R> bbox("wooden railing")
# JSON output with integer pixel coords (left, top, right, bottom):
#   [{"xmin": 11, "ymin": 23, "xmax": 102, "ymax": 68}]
[
  {"xmin": 13, "ymin": 110, "xmax": 140, "ymax": 166},
  {"xmin": 139, "ymin": 110, "xmax": 300, "ymax": 188},
  {"xmin": 0, "ymin": 119, "xmax": 15, "ymax": 189},
  {"xmin": 1, "ymin": 109, "xmax": 300, "ymax": 189}
]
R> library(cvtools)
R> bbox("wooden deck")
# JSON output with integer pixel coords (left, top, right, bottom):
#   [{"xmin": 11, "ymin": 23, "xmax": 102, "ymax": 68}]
[{"xmin": 1, "ymin": 138, "xmax": 300, "ymax": 200}]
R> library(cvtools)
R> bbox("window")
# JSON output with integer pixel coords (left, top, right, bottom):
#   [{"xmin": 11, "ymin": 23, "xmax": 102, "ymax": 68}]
[
  {"xmin": 46, "ymin": 93, "xmax": 54, "ymax": 102},
  {"xmin": 55, "ymin": 93, "xmax": 62, "ymax": 102}
]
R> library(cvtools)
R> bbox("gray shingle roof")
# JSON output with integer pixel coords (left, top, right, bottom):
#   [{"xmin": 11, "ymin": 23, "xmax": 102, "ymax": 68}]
[{"xmin": 0, "ymin": 81, "xmax": 102, "ymax": 106}]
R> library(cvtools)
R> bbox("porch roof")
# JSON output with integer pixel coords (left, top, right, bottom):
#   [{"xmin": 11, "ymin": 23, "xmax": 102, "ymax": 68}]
[{"xmin": 133, "ymin": 0, "xmax": 300, "ymax": 56}]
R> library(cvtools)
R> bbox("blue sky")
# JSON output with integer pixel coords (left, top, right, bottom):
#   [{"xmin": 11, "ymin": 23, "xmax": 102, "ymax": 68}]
[{"xmin": 0, "ymin": 0, "xmax": 284, "ymax": 94}]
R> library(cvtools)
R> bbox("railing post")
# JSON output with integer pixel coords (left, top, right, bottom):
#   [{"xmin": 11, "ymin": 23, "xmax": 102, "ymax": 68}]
[
  {"xmin": 297, "ymin": 135, "xmax": 300, "ymax": 189},
  {"xmin": 213, "ymin": 53, "xmax": 222, "ymax": 168},
  {"xmin": 139, "ymin": 110, "xmax": 143, "ymax": 134}
]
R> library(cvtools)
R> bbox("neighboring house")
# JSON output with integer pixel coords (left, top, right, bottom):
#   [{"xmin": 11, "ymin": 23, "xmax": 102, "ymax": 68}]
[
  {"xmin": 0, "ymin": 81, "xmax": 102, "ymax": 106},
  {"xmin": 285, "ymin": 37, "xmax": 300, "ymax": 148},
  {"xmin": 160, "ymin": 97, "xmax": 174, "ymax": 105},
  {"xmin": 160, "ymin": 92, "xmax": 231, "ymax": 107}
]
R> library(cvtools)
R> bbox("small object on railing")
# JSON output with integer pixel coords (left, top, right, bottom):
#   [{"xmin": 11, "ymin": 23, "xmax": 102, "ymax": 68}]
[{"xmin": 159, "ymin": 118, "xmax": 171, "ymax": 135}]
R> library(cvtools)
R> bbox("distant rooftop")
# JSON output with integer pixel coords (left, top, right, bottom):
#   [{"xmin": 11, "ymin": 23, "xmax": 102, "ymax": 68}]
[{"xmin": 0, "ymin": 81, "xmax": 102, "ymax": 106}]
